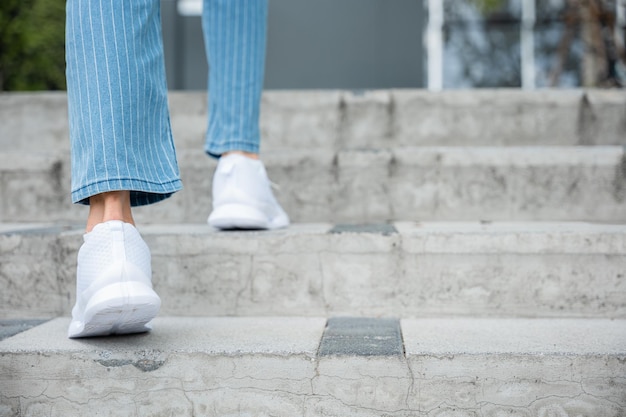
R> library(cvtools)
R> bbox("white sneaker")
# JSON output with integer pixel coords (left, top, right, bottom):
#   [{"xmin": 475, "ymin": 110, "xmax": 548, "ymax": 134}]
[
  {"xmin": 208, "ymin": 154, "xmax": 290, "ymax": 230},
  {"xmin": 68, "ymin": 220, "xmax": 161, "ymax": 338}
]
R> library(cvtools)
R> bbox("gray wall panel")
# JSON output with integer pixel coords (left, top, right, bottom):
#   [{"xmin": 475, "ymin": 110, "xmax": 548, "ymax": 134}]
[{"xmin": 162, "ymin": 0, "xmax": 426, "ymax": 90}]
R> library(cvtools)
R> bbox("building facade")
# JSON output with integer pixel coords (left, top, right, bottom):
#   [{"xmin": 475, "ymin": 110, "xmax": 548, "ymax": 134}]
[{"xmin": 162, "ymin": 0, "xmax": 626, "ymax": 90}]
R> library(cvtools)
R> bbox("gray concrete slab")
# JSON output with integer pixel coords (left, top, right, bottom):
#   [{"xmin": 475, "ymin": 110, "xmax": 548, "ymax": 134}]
[
  {"xmin": 0, "ymin": 317, "xmax": 327, "ymax": 355},
  {"xmin": 0, "ymin": 152, "xmax": 73, "ymax": 223},
  {"xmin": 402, "ymin": 318, "xmax": 626, "ymax": 355},
  {"xmin": 0, "ymin": 224, "xmax": 57, "ymax": 234},
  {"xmin": 0, "ymin": 93, "xmax": 69, "ymax": 151},
  {"xmin": 3, "ymin": 146, "xmax": 626, "ymax": 223},
  {"xmin": 393, "ymin": 89, "xmax": 586, "ymax": 146},
  {"xmin": 0, "ymin": 224, "xmax": 79, "ymax": 236},
  {"xmin": 1, "ymin": 317, "xmax": 624, "ymax": 416},
  {"xmin": 394, "ymin": 221, "xmax": 626, "ymax": 254},
  {"xmin": 3, "ymin": 90, "xmax": 626, "ymax": 152},
  {"xmin": 2, "ymin": 221, "xmax": 626, "ymax": 319},
  {"xmin": 401, "ymin": 318, "xmax": 626, "ymax": 417},
  {"xmin": 0, "ymin": 317, "xmax": 325, "ymax": 417}
]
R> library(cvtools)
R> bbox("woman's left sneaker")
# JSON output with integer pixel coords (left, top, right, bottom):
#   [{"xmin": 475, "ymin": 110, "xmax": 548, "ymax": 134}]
[{"xmin": 68, "ymin": 220, "xmax": 161, "ymax": 338}]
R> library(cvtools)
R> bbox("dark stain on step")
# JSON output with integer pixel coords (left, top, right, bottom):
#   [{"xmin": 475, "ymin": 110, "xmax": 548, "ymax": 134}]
[
  {"xmin": 96, "ymin": 358, "xmax": 165, "ymax": 372},
  {"xmin": 318, "ymin": 317, "xmax": 404, "ymax": 357},
  {"xmin": 329, "ymin": 223, "xmax": 397, "ymax": 236},
  {"xmin": 613, "ymin": 148, "xmax": 626, "ymax": 203},
  {"xmin": 577, "ymin": 93, "xmax": 596, "ymax": 146}
]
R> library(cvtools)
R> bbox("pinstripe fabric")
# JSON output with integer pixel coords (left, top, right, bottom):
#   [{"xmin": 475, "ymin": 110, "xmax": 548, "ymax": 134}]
[
  {"xmin": 67, "ymin": 0, "xmax": 267, "ymax": 206},
  {"xmin": 67, "ymin": 0, "xmax": 182, "ymax": 206},
  {"xmin": 203, "ymin": 0, "xmax": 268, "ymax": 157}
]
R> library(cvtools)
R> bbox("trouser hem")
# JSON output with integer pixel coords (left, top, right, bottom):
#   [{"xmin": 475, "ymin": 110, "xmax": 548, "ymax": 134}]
[{"xmin": 72, "ymin": 178, "xmax": 183, "ymax": 207}]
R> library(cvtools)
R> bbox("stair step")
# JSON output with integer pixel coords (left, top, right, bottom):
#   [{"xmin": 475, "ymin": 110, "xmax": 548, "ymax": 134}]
[
  {"xmin": 2, "ymin": 146, "xmax": 625, "ymax": 223},
  {"xmin": 2, "ymin": 90, "xmax": 625, "ymax": 152},
  {"xmin": 4, "ymin": 89, "xmax": 625, "ymax": 416},
  {"xmin": 3, "ymin": 222, "xmax": 625, "ymax": 319},
  {"xmin": 1, "ymin": 316, "xmax": 624, "ymax": 416}
]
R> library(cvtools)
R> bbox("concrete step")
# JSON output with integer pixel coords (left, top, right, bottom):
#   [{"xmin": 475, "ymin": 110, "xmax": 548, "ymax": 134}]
[
  {"xmin": 2, "ymin": 146, "xmax": 626, "ymax": 223},
  {"xmin": 2, "ymin": 222, "xmax": 625, "ymax": 319},
  {"xmin": 1, "ymin": 316, "xmax": 624, "ymax": 416},
  {"xmin": 2, "ymin": 90, "xmax": 625, "ymax": 152}
]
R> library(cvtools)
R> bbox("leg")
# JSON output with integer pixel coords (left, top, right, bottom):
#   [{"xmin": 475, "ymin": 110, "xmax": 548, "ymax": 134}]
[
  {"xmin": 202, "ymin": 0, "xmax": 289, "ymax": 230},
  {"xmin": 65, "ymin": 0, "xmax": 177, "ymax": 337},
  {"xmin": 66, "ymin": 0, "xmax": 182, "ymax": 209},
  {"xmin": 202, "ymin": 0, "xmax": 268, "ymax": 157},
  {"xmin": 86, "ymin": 191, "xmax": 134, "ymax": 233}
]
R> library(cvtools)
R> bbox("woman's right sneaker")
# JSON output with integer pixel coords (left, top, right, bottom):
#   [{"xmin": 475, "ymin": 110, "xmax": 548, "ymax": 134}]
[
  {"xmin": 208, "ymin": 153, "xmax": 290, "ymax": 230},
  {"xmin": 68, "ymin": 220, "xmax": 161, "ymax": 338}
]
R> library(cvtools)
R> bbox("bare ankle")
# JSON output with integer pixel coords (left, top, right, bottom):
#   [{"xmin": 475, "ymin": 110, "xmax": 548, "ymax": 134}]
[
  {"xmin": 222, "ymin": 151, "xmax": 259, "ymax": 160},
  {"xmin": 86, "ymin": 191, "xmax": 134, "ymax": 232}
]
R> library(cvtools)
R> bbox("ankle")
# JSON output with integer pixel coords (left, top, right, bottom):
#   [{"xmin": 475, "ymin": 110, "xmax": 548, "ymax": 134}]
[
  {"xmin": 222, "ymin": 151, "xmax": 259, "ymax": 160},
  {"xmin": 87, "ymin": 191, "xmax": 135, "ymax": 232}
]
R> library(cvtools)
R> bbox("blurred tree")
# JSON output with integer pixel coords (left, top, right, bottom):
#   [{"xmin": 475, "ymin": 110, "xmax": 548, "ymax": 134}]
[
  {"xmin": 444, "ymin": 1, "xmax": 522, "ymax": 88},
  {"xmin": 565, "ymin": 0, "xmax": 625, "ymax": 87},
  {"xmin": 472, "ymin": 0, "xmax": 509, "ymax": 14},
  {"xmin": 0, "ymin": 0, "xmax": 66, "ymax": 91},
  {"xmin": 467, "ymin": 0, "xmax": 625, "ymax": 87}
]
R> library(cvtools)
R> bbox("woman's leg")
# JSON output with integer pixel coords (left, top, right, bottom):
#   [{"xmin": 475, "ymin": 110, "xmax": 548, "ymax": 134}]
[
  {"xmin": 66, "ymin": 0, "xmax": 182, "ymax": 212},
  {"xmin": 66, "ymin": 0, "xmax": 178, "ymax": 337},
  {"xmin": 202, "ymin": 0, "xmax": 268, "ymax": 157},
  {"xmin": 202, "ymin": 0, "xmax": 289, "ymax": 230}
]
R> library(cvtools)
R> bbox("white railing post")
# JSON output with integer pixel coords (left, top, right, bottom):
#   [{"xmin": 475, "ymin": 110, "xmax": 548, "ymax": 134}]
[
  {"xmin": 617, "ymin": 0, "xmax": 626, "ymax": 52},
  {"xmin": 426, "ymin": 0, "xmax": 444, "ymax": 91},
  {"xmin": 521, "ymin": 0, "xmax": 536, "ymax": 89}
]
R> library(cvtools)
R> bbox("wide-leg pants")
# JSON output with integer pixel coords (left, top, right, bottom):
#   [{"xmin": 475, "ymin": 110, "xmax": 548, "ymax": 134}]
[{"xmin": 66, "ymin": 0, "xmax": 268, "ymax": 206}]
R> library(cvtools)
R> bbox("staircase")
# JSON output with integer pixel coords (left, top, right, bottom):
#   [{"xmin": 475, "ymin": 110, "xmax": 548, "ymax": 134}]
[{"xmin": 1, "ymin": 90, "xmax": 625, "ymax": 416}]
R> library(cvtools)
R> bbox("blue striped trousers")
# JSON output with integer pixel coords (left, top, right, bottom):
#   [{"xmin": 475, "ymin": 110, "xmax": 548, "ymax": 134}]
[{"xmin": 66, "ymin": 0, "xmax": 268, "ymax": 206}]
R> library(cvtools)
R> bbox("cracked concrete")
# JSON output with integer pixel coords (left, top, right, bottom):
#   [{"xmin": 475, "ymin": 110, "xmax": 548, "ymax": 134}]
[
  {"xmin": 3, "ymin": 90, "xmax": 626, "ymax": 224},
  {"xmin": 3, "ymin": 222, "xmax": 626, "ymax": 319},
  {"xmin": 1, "ymin": 318, "xmax": 623, "ymax": 417},
  {"xmin": 3, "ymin": 90, "xmax": 625, "ymax": 153},
  {"xmin": 3, "ymin": 147, "xmax": 626, "ymax": 224},
  {"xmin": 2, "ymin": 89, "xmax": 626, "ymax": 415},
  {"xmin": 3, "ymin": 146, "xmax": 626, "ymax": 224}
]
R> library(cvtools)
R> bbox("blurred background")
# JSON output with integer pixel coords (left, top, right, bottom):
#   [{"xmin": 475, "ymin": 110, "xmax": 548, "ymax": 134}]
[{"xmin": 1, "ymin": 0, "xmax": 625, "ymax": 92}]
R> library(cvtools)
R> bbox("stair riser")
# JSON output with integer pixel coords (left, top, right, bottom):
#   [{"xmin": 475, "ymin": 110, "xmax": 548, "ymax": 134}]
[
  {"xmin": 2, "ymin": 90, "xmax": 625, "ymax": 152},
  {"xmin": 2, "ymin": 147, "xmax": 625, "ymax": 223},
  {"xmin": 3, "ymin": 226, "xmax": 624, "ymax": 319},
  {"xmin": 1, "ymin": 351, "xmax": 623, "ymax": 416},
  {"xmin": 3, "ymin": 317, "xmax": 623, "ymax": 417}
]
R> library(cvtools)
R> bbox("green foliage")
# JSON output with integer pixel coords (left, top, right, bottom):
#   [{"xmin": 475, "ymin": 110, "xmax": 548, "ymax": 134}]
[
  {"xmin": 470, "ymin": 0, "xmax": 507, "ymax": 14},
  {"xmin": 0, "ymin": 0, "xmax": 66, "ymax": 91}
]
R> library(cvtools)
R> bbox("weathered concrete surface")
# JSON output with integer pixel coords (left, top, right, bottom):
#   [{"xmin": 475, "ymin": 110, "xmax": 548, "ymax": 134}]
[
  {"xmin": 2, "ymin": 222, "xmax": 625, "ymax": 319},
  {"xmin": 0, "ymin": 225, "xmax": 77, "ymax": 320},
  {"xmin": 0, "ymin": 317, "xmax": 624, "ymax": 417},
  {"xmin": 0, "ymin": 152, "xmax": 72, "ymax": 222},
  {"xmin": 0, "ymin": 317, "xmax": 326, "ymax": 417},
  {"xmin": 2, "ymin": 146, "xmax": 626, "ymax": 223},
  {"xmin": 392, "ymin": 89, "xmax": 626, "ymax": 147},
  {"xmin": 2, "ymin": 90, "xmax": 625, "ymax": 152},
  {"xmin": 0, "ymin": 93, "xmax": 69, "ymax": 151},
  {"xmin": 401, "ymin": 318, "xmax": 626, "ymax": 417}
]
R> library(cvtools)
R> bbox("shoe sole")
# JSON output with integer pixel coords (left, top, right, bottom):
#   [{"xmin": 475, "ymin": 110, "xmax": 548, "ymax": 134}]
[
  {"xmin": 68, "ymin": 281, "xmax": 161, "ymax": 338},
  {"xmin": 209, "ymin": 203, "xmax": 276, "ymax": 230}
]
